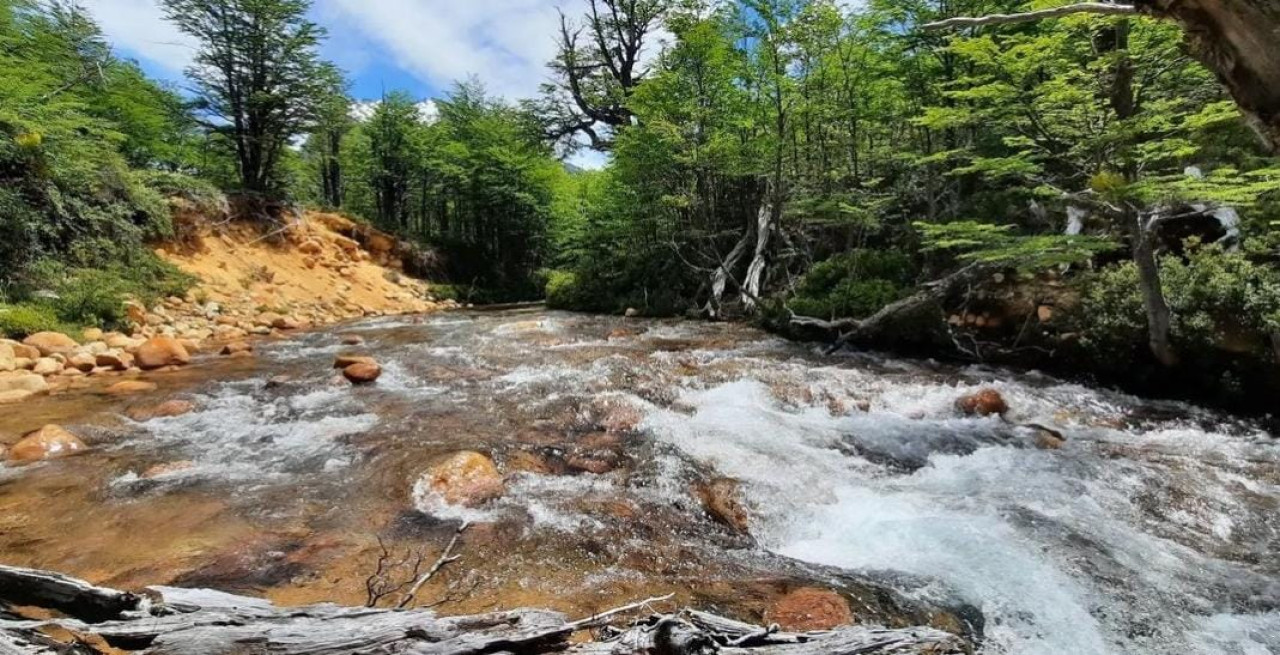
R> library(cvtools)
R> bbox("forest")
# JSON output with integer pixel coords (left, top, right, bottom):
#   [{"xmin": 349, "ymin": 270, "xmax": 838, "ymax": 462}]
[{"xmin": 3, "ymin": 0, "xmax": 1280, "ymax": 409}]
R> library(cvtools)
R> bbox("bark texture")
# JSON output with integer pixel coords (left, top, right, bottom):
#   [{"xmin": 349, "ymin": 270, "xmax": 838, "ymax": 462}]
[{"xmin": 0, "ymin": 566, "xmax": 965, "ymax": 655}]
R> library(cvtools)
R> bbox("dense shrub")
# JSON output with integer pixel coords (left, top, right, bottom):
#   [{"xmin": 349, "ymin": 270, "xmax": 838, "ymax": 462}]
[
  {"xmin": 1078, "ymin": 246, "xmax": 1280, "ymax": 357},
  {"xmin": 787, "ymin": 250, "xmax": 916, "ymax": 319},
  {"xmin": 0, "ymin": 303, "xmax": 69, "ymax": 338}
]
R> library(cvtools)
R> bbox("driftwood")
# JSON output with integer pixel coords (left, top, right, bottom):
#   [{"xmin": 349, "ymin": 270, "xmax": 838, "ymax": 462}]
[
  {"xmin": 0, "ymin": 565, "xmax": 965, "ymax": 655},
  {"xmin": 790, "ymin": 263, "xmax": 992, "ymax": 349}
]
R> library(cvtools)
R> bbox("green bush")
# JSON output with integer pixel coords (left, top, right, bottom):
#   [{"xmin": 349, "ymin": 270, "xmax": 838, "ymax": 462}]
[
  {"xmin": 1078, "ymin": 245, "xmax": 1280, "ymax": 357},
  {"xmin": 788, "ymin": 249, "xmax": 916, "ymax": 319},
  {"xmin": 0, "ymin": 304, "xmax": 69, "ymax": 339},
  {"xmin": 544, "ymin": 269, "xmax": 588, "ymax": 309}
]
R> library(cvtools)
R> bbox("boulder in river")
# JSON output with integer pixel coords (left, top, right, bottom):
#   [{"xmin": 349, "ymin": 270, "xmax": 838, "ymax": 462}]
[
  {"xmin": 23, "ymin": 332, "xmax": 78, "ymax": 356},
  {"xmin": 135, "ymin": 337, "xmax": 191, "ymax": 370},
  {"xmin": 423, "ymin": 451, "xmax": 504, "ymax": 507},
  {"xmin": 765, "ymin": 588, "xmax": 855, "ymax": 632},
  {"xmin": 125, "ymin": 399, "xmax": 195, "ymax": 422},
  {"xmin": 7, "ymin": 425, "xmax": 86, "ymax": 463},
  {"xmin": 334, "ymin": 354, "xmax": 377, "ymax": 369},
  {"xmin": 220, "ymin": 342, "xmax": 253, "ymax": 356},
  {"xmin": 955, "ymin": 388, "xmax": 1008, "ymax": 417},
  {"xmin": 343, "ymin": 361, "xmax": 382, "ymax": 384},
  {"xmin": 694, "ymin": 477, "xmax": 751, "ymax": 535}
]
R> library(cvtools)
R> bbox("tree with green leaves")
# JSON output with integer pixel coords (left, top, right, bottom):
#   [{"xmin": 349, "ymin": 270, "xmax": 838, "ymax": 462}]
[{"xmin": 162, "ymin": 0, "xmax": 329, "ymax": 195}]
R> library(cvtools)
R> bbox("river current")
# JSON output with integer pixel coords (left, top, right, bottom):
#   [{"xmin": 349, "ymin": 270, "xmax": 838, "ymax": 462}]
[{"xmin": 0, "ymin": 308, "xmax": 1276, "ymax": 654}]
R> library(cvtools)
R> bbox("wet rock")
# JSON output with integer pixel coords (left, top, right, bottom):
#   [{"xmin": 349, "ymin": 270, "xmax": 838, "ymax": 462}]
[
  {"xmin": 264, "ymin": 375, "xmax": 291, "ymax": 389},
  {"xmin": 334, "ymin": 354, "xmax": 376, "ymax": 369},
  {"xmin": 955, "ymin": 388, "xmax": 1008, "ymax": 417},
  {"xmin": 624, "ymin": 308, "xmax": 640, "ymax": 318},
  {"xmin": 125, "ymin": 399, "xmax": 195, "ymax": 422},
  {"xmin": 1025, "ymin": 423, "xmax": 1067, "ymax": 450},
  {"xmin": 694, "ymin": 478, "xmax": 751, "ymax": 535},
  {"xmin": 221, "ymin": 342, "xmax": 253, "ymax": 356},
  {"xmin": 135, "ymin": 337, "xmax": 191, "ymax": 370},
  {"xmin": 424, "ymin": 451, "xmax": 504, "ymax": 507},
  {"xmin": 141, "ymin": 460, "xmax": 195, "ymax": 478},
  {"xmin": 7, "ymin": 425, "xmax": 86, "ymax": 463},
  {"xmin": 104, "ymin": 380, "xmax": 158, "ymax": 395},
  {"xmin": 272, "ymin": 315, "xmax": 301, "ymax": 330},
  {"xmin": 23, "ymin": 332, "xmax": 78, "ymax": 356},
  {"xmin": 566, "ymin": 454, "xmax": 618, "ymax": 475},
  {"xmin": 343, "ymin": 362, "xmax": 382, "ymax": 384},
  {"xmin": 765, "ymin": 588, "xmax": 855, "ymax": 632},
  {"xmin": 340, "ymin": 335, "xmax": 364, "ymax": 346},
  {"xmin": 504, "ymin": 450, "xmax": 559, "ymax": 476}
]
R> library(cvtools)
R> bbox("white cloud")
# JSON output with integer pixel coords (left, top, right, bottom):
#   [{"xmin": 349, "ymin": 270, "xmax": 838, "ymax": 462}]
[
  {"xmin": 320, "ymin": 0, "xmax": 565, "ymax": 99},
  {"xmin": 78, "ymin": 0, "xmax": 196, "ymax": 75},
  {"xmin": 78, "ymin": 0, "xmax": 667, "ymax": 104}
]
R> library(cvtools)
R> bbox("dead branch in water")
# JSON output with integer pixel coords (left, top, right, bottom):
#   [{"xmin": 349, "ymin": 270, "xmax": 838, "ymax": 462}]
[
  {"xmin": 364, "ymin": 521, "xmax": 471, "ymax": 609},
  {"xmin": 0, "ymin": 564, "xmax": 967, "ymax": 654}
]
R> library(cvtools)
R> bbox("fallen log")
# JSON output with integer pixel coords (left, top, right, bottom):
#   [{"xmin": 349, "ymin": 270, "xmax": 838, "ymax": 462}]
[
  {"xmin": 0, "ymin": 565, "xmax": 965, "ymax": 654},
  {"xmin": 789, "ymin": 263, "xmax": 992, "ymax": 350}
]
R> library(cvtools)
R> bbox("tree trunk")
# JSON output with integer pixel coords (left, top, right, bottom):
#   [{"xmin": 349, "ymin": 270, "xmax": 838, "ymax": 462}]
[
  {"xmin": 1129, "ymin": 211, "xmax": 1179, "ymax": 367},
  {"xmin": 741, "ymin": 199, "xmax": 776, "ymax": 310},
  {"xmin": 1137, "ymin": 0, "xmax": 1280, "ymax": 152}
]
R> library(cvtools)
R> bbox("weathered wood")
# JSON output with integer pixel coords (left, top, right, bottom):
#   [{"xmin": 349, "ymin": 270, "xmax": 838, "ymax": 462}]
[
  {"xmin": 0, "ymin": 565, "xmax": 143, "ymax": 623},
  {"xmin": 789, "ymin": 263, "xmax": 992, "ymax": 349},
  {"xmin": 0, "ymin": 566, "xmax": 965, "ymax": 655}
]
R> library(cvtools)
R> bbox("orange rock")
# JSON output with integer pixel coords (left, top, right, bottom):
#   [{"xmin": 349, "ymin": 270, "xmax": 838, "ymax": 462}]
[
  {"xmin": 220, "ymin": 342, "xmax": 253, "ymax": 355},
  {"xmin": 765, "ymin": 588, "xmax": 854, "ymax": 632},
  {"xmin": 22, "ymin": 332, "xmax": 78, "ymax": 356},
  {"xmin": 955, "ymin": 388, "xmax": 1009, "ymax": 417},
  {"xmin": 134, "ymin": 337, "xmax": 191, "ymax": 370},
  {"xmin": 694, "ymin": 478, "xmax": 751, "ymax": 534},
  {"xmin": 125, "ymin": 399, "xmax": 195, "ymax": 422},
  {"xmin": 334, "ymin": 354, "xmax": 377, "ymax": 369},
  {"xmin": 105, "ymin": 380, "xmax": 158, "ymax": 395},
  {"xmin": 7, "ymin": 425, "xmax": 86, "ymax": 463},
  {"xmin": 141, "ymin": 460, "xmax": 195, "ymax": 478},
  {"xmin": 426, "ymin": 451, "xmax": 504, "ymax": 507},
  {"xmin": 343, "ymin": 362, "xmax": 382, "ymax": 384}
]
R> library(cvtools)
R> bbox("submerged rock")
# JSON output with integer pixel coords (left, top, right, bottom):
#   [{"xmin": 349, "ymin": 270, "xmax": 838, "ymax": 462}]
[
  {"xmin": 104, "ymin": 380, "xmax": 158, "ymax": 395},
  {"xmin": 694, "ymin": 477, "xmax": 751, "ymax": 535},
  {"xmin": 765, "ymin": 588, "xmax": 855, "ymax": 632},
  {"xmin": 8, "ymin": 425, "xmax": 86, "ymax": 463},
  {"xmin": 125, "ymin": 399, "xmax": 195, "ymax": 422},
  {"xmin": 141, "ymin": 460, "xmax": 196, "ymax": 479},
  {"xmin": 955, "ymin": 388, "xmax": 1008, "ymax": 417},
  {"xmin": 423, "ymin": 451, "xmax": 504, "ymax": 507}
]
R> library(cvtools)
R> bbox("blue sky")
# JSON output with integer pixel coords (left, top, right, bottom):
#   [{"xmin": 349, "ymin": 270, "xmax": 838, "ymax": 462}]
[{"xmin": 77, "ymin": 0, "xmax": 612, "ymax": 166}]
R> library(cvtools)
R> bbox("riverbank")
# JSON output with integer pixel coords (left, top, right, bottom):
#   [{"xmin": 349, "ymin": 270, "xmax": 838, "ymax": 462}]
[{"xmin": 0, "ymin": 209, "xmax": 457, "ymax": 410}]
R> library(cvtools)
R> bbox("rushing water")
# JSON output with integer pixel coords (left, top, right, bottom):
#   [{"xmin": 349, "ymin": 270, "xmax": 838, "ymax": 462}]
[{"xmin": 1, "ymin": 308, "xmax": 1277, "ymax": 654}]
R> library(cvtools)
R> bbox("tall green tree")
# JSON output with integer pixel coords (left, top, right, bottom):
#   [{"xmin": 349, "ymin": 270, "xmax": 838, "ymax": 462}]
[{"xmin": 162, "ymin": 0, "xmax": 329, "ymax": 195}]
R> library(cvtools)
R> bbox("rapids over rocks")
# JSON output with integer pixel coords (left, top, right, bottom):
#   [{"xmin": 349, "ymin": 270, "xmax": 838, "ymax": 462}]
[{"xmin": 0, "ymin": 308, "xmax": 1277, "ymax": 655}]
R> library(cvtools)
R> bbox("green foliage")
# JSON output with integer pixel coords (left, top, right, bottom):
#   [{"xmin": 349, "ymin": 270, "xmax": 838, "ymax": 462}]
[
  {"xmin": 917, "ymin": 221, "xmax": 1119, "ymax": 270},
  {"xmin": 788, "ymin": 250, "xmax": 915, "ymax": 319},
  {"xmin": 0, "ymin": 303, "xmax": 69, "ymax": 339},
  {"xmin": 1079, "ymin": 246, "xmax": 1280, "ymax": 357}
]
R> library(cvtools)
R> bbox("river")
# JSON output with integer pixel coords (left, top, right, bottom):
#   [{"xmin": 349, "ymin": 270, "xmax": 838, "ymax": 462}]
[{"xmin": 0, "ymin": 308, "xmax": 1276, "ymax": 654}]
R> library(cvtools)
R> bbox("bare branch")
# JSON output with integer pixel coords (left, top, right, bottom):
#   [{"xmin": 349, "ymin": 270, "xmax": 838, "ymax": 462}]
[{"xmin": 922, "ymin": 3, "xmax": 1138, "ymax": 31}]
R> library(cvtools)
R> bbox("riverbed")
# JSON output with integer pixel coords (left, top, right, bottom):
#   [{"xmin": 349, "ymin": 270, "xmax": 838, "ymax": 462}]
[{"xmin": 0, "ymin": 308, "xmax": 1276, "ymax": 654}]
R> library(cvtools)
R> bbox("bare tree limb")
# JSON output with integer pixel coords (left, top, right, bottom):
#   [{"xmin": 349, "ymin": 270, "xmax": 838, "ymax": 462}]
[{"xmin": 922, "ymin": 3, "xmax": 1138, "ymax": 30}]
